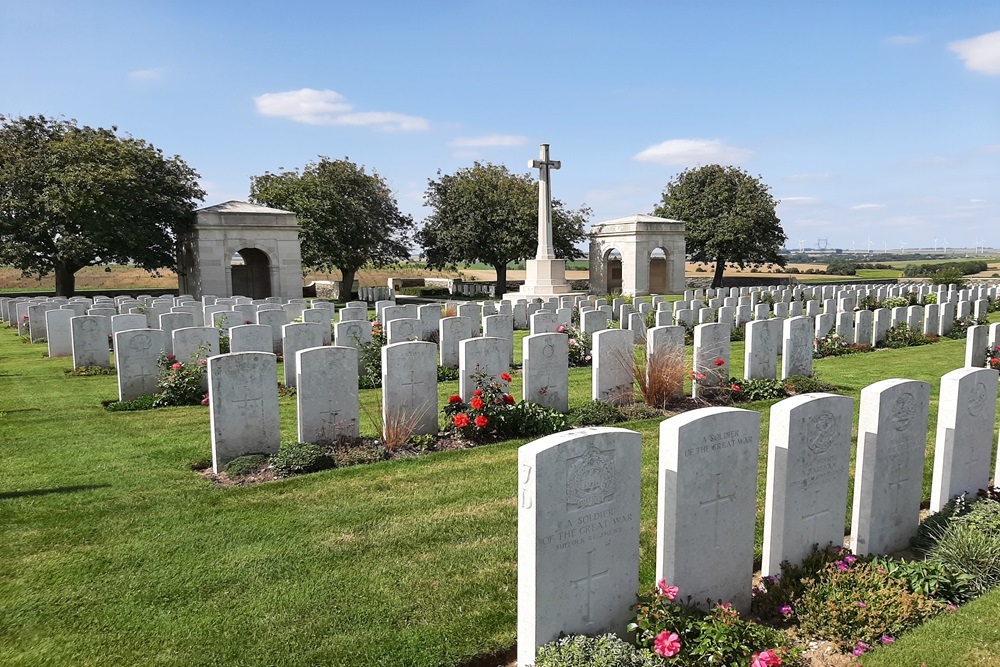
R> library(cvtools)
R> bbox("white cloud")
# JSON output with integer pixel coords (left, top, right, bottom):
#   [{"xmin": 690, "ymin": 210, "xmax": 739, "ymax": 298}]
[
  {"xmin": 970, "ymin": 198, "xmax": 988, "ymax": 204},
  {"xmin": 253, "ymin": 88, "xmax": 429, "ymax": 132},
  {"xmin": 129, "ymin": 68, "xmax": 164, "ymax": 81},
  {"xmin": 633, "ymin": 139, "xmax": 752, "ymax": 166},
  {"xmin": 449, "ymin": 134, "xmax": 527, "ymax": 148},
  {"xmin": 788, "ymin": 172, "xmax": 831, "ymax": 182},
  {"xmin": 884, "ymin": 35, "xmax": 922, "ymax": 46},
  {"xmin": 778, "ymin": 196, "xmax": 817, "ymax": 205},
  {"xmin": 949, "ymin": 30, "xmax": 1000, "ymax": 75},
  {"xmin": 850, "ymin": 204, "xmax": 887, "ymax": 210}
]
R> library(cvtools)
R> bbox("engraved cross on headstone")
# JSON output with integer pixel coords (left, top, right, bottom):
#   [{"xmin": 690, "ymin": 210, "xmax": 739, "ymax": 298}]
[
  {"xmin": 529, "ymin": 143, "xmax": 561, "ymax": 261},
  {"xmin": 400, "ymin": 368, "xmax": 425, "ymax": 404},
  {"xmin": 800, "ymin": 507, "xmax": 831, "ymax": 547},
  {"xmin": 570, "ymin": 549, "xmax": 609, "ymax": 625},
  {"xmin": 700, "ymin": 472, "xmax": 736, "ymax": 548}
]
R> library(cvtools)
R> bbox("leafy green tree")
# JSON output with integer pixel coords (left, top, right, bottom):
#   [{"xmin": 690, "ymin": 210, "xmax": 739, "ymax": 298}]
[
  {"xmin": 653, "ymin": 164, "xmax": 786, "ymax": 288},
  {"xmin": 417, "ymin": 162, "xmax": 589, "ymax": 289},
  {"xmin": 250, "ymin": 157, "xmax": 413, "ymax": 297},
  {"xmin": 0, "ymin": 115, "xmax": 205, "ymax": 296}
]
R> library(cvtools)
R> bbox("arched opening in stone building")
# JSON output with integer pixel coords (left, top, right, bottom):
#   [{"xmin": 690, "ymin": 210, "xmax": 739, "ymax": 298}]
[
  {"xmin": 649, "ymin": 247, "xmax": 669, "ymax": 295},
  {"xmin": 604, "ymin": 247, "xmax": 623, "ymax": 294},
  {"xmin": 231, "ymin": 248, "xmax": 272, "ymax": 299}
]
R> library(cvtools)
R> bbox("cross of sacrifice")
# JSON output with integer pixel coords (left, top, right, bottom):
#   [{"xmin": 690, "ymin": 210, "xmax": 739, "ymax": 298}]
[
  {"xmin": 529, "ymin": 144, "xmax": 561, "ymax": 261},
  {"xmin": 570, "ymin": 549, "xmax": 610, "ymax": 625},
  {"xmin": 699, "ymin": 472, "xmax": 737, "ymax": 549}
]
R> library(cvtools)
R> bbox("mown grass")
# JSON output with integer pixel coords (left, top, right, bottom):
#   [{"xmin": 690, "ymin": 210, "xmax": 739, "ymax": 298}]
[{"xmin": 1, "ymin": 315, "xmax": 999, "ymax": 666}]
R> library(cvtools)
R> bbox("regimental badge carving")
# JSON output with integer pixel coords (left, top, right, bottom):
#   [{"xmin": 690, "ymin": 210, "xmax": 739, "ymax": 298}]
[
  {"xmin": 891, "ymin": 392, "xmax": 917, "ymax": 431},
  {"xmin": 543, "ymin": 343, "xmax": 556, "ymax": 358},
  {"xmin": 81, "ymin": 319, "xmax": 98, "ymax": 333},
  {"xmin": 807, "ymin": 410, "xmax": 838, "ymax": 455},
  {"xmin": 968, "ymin": 382, "xmax": 988, "ymax": 417},
  {"xmin": 566, "ymin": 445, "xmax": 616, "ymax": 509},
  {"xmin": 129, "ymin": 333, "xmax": 153, "ymax": 351}
]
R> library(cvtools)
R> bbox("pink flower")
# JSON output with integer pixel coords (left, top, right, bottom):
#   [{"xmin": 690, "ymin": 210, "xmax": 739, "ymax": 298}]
[
  {"xmin": 556, "ymin": 325, "xmax": 565, "ymax": 333},
  {"xmin": 166, "ymin": 354, "xmax": 176, "ymax": 361},
  {"xmin": 569, "ymin": 339, "xmax": 577, "ymax": 346},
  {"xmin": 584, "ymin": 355, "xmax": 591, "ymax": 361},
  {"xmin": 836, "ymin": 561, "xmax": 849, "ymax": 571},
  {"xmin": 947, "ymin": 604, "xmax": 958, "ymax": 611},
  {"xmin": 880, "ymin": 635, "xmax": 894, "ymax": 644},
  {"xmin": 201, "ymin": 393, "xmax": 210, "ymax": 406},
  {"xmin": 751, "ymin": 649, "xmax": 782, "ymax": 667},
  {"xmin": 197, "ymin": 358, "xmax": 207, "ymax": 366},
  {"xmin": 656, "ymin": 579, "xmax": 679, "ymax": 600},
  {"xmin": 851, "ymin": 641, "xmax": 868, "ymax": 656},
  {"xmin": 171, "ymin": 362, "xmax": 182, "ymax": 370},
  {"xmin": 778, "ymin": 605, "xmax": 792, "ymax": 616},
  {"xmin": 844, "ymin": 555, "xmax": 857, "ymax": 564},
  {"xmin": 653, "ymin": 631, "xmax": 681, "ymax": 658},
  {"xmin": 856, "ymin": 601, "xmax": 867, "ymax": 608}
]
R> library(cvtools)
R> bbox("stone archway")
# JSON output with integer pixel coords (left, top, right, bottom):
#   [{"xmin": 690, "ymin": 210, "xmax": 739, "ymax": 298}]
[
  {"xmin": 231, "ymin": 248, "xmax": 272, "ymax": 299},
  {"xmin": 588, "ymin": 215, "xmax": 686, "ymax": 296},
  {"xmin": 604, "ymin": 247, "xmax": 623, "ymax": 294}
]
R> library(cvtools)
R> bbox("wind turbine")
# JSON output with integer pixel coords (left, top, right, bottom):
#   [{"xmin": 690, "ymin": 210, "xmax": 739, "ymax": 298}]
[
  {"xmin": 933, "ymin": 238, "xmax": 938, "ymax": 251},
  {"xmin": 900, "ymin": 241, "xmax": 907, "ymax": 252},
  {"xmin": 866, "ymin": 237, "xmax": 873, "ymax": 254},
  {"xmin": 799, "ymin": 239, "xmax": 805, "ymax": 253},
  {"xmin": 943, "ymin": 239, "xmax": 949, "ymax": 254}
]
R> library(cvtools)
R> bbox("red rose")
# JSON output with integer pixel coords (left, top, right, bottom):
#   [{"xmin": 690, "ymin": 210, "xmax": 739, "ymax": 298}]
[
  {"xmin": 470, "ymin": 397, "xmax": 484, "ymax": 410},
  {"xmin": 448, "ymin": 394, "xmax": 462, "ymax": 404},
  {"xmin": 473, "ymin": 389, "xmax": 483, "ymax": 397},
  {"xmin": 714, "ymin": 359, "xmax": 725, "ymax": 367},
  {"xmin": 503, "ymin": 394, "xmax": 515, "ymax": 405},
  {"xmin": 201, "ymin": 393, "xmax": 210, "ymax": 406},
  {"xmin": 500, "ymin": 373, "xmax": 512, "ymax": 382},
  {"xmin": 474, "ymin": 415, "xmax": 488, "ymax": 428},
  {"xmin": 453, "ymin": 413, "xmax": 470, "ymax": 427},
  {"xmin": 731, "ymin": 384, "xmax": 741, "ymax": 392}
]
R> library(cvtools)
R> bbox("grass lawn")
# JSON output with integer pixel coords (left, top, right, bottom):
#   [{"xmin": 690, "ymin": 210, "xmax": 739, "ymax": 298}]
[{"xmin": 2, "ymin": 315, "xmax": 999, "ymax": 666}]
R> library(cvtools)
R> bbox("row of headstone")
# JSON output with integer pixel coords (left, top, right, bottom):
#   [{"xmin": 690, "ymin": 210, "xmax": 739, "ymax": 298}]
[{"xmin": 517, "ymin": 365, "xmax": 1000, "ymax": 663}]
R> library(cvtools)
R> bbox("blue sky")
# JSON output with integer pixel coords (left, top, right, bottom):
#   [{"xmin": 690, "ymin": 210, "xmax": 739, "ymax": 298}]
[{"xmin": 2, "ymin": 1, "xmax": 998, "ymax": 252}]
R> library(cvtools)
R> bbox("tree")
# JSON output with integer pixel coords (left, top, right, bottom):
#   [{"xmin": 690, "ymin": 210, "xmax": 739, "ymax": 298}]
[
  {"xmin": 653, "ymin": 164, "xmax": 786, "ymax": 289},
  {"xmin": 417, "ymin": 162, "xmax": 589, "ymax": 289},
  {"xmin": 0, "ymin": 115, "xmax": 205, "ymax": 296},
  {"xmin": 249, "ymin": 158, "xmax": 413, "ymax": 297}
]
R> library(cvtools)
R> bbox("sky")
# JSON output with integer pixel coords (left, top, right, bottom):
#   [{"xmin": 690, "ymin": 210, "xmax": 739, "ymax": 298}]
[{"xmin": 2, "ymin": 1, "xmax": 999, "ymax": 252}]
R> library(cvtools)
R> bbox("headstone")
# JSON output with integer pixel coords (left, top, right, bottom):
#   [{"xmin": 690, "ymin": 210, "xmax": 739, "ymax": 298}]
[
  {"xmin": 439, "ymin": 316, "xmax": 473, "ymax": 369},
  {"xmin": 850, "ymin": 379, "xmax": 931, "ymax": 556},
  {"xmin": 303, "ymin": 308, "xmax": 333, "ymax": 345},
  {"xmin": 457, "ymin": 303, "xmax": 482, "ymax": 335},
  {"xmin": 208, "ymin": 352, "xmax": 280, "ymax": 473},
  {"xmin": 338, "ymin": 306, "xmax": 367, "ymax": 322},
  {"xmin": 282, "ymin": 322, "xmax": 325, "ymax": 388},
  {"xmin": 382, "ymin": 341, "xmax": 438, "ymax": 436},
  {"xmin": 297, "ymin": 346, "xmax": 360, "ymax": 444},
  {"xmin": 387, "ymin": 317, "xmax": 421, "ymax": 345},
  {"xmin": 581, "ymin": 309, "xmax": 607, "ymax": 335},
  {"xmin": 930, "ymin": 367, "xmax": 999, "ymax": 512},
  {"xmin": 835, "ymin": 311, "xmax": 854, "ymax": 344},
  {"xmin": 591, "ymin": 329, "xmax": 634, "ymax": 405},
  {"xmin": 762, "ymin": 394, "xmax": 854, "ymax": 576},
  {"xmin": 517, "ymin": 427, "xmax": 642, "ymax": 666},
  {"xmin": 44, "ymin": 309, "xmax": 74, "ymax": 357},
  {"xmin": 854, "ymin": 309, "xmax": 873, "ymax": 348},
  {"xmin": 158, "ymin": 312, "xmax": 194, "ymax": 356},
  {"xmin": 906, "ymin": 305, "xmax": 923, "ymax": 331},
  {"xmin": 111, "ymin": 313, "xmax": 149, "ymax": 335},
  {"xmin": 256, "ymin": 309, "xmax": 287, "ymax": 353},
  {"xmin": 938, "ymin": 301, "xmax": 956, "ymax": 336},
  {"xmin": 873, "ymin": 308, "xmax": 891, "ymax": 345},
  {"xmin": 334, "ymin": 319, "xmax": 373, "ymax": 350},
  {"xmin": 114, "ymin": 329, "xmax": 166, "ymax": 402},
  {"xmin": 71, "ymin": 315, "xmax": 112, "ymax": 368},
  {"xmin": 692, "ymin": 322, "xmax": 731, "ymax": 399},
  {"xmin": 418, "ymin": 304, "xmax": 441, "ymax": 341},
  {"xmin": 522, "ymin": 333, "xmax": 569, "ymax": 413},
  {"xmin": 744, "ymin": 319, "xmax": 780, "ymax": 380},
  {"xmin": 459, "ymin": 337, "xmax": 508, "ymax": 401},
  {"xmin": 172, "ymin": 326, "xmax": 221, "ymax": 365},
  {"xmin": 483, "ymin": 314, "xmax": 515, "ymax": 368},
  {"xmin": 531, "ymin": 311, "xmax": 558, "ymax": 335},
  {"xmin": 781, "ymin": 316, "xmax": 813, "ymax": 379},
  {"xmin": 230, "ymin": 324, "xmax": 275, "ymax": 354},
  {"xmin": 656, "ymin": 407, "xmax": 759, "ymax": 612},
  {"xmin": 965, "ymin": 325, "xmax": 988, "ymax": 367},
  {"xmin": 923, "ymin": 304, "xmax": 940, "ymax": 337}
]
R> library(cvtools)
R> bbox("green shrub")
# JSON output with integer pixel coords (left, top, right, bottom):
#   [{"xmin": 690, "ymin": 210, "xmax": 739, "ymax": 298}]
[
  {"xmin": 922, "ymin": 292, "xmax": 938, "ymax": 304},
  {"xmin": 496, "ymin": 400, "xmax": 569, "ymax": 439},
  {"xmin": 825, "ymin": 260, "xmax": 857, "ymax": 275},
  {"xmin": 751, "ymin": 545, "xmax": 847, "ymax": 623},
  {"xmin": 881, "ymin": 323, "xmax": 935, "ymax": 349},
  {"xmin": 571, "ymin": 400, "xmax": 625, "ymax": 426},
  {"xmin": 153, "ymin": 354, "xmax": 208, "ymax": 407},
  {"xmin": 225, "ymin": 454, "xmax": 269, "ymax": 478},
  {"xmin": 881, "ymin": 296, "xmax": 910, "ymax": 309},
  {"xmin": 869, "ymin": 557, "xmax": 975, "ymax": 604},
  {"xmin": 103, "ymin": 395, "xmax": 157, "ymax": 412},
  {"xmin": 618, "ymin": 402, "xmax": 664, "ymax": 421},
  {"xmin": 729, "ymin": 324, "xmax": 746, "ymax": 342},
  {"xmin": 398, "ymin": 285, "xmax": 449, "ymax": 297},
  {"xmin": 928, "ymin": 523, "xmax": 1000, "ymax": 596},
  {"xmin": 783, "ymin": 375, "xmax": 838, "ymax": 394},
  {"xmin": 333, "ymin": 442, "xmax": 389, "ymax": 467},
  {"xmin": 795, "ymin": 560, "xmax": 940, "ymax": 650},
  {"xmin": 358, "ymin": 322, "xmax": 386, "ymax": 388},
  {"xmin": 437, "ymin": 365, "xmax": 460, "ymax": 381},
  {"xmin": 536, "ymin": 634, "xmax": 658, "ymax": 667},
  {"xmin": 911, "ymin": 493, "xmax": 978, "ymax": 554},
  {"xmin": 66, "ymin": 365, "xmax": 116, "ymax": 376},
  {"xmin": 271, "ymin": 441, "xmax": 335, "ymax": 477},
  {"xmin": 407, "ymin": 434, "xmax": 438, "ymax": 452},
  {"xmin": 729, "ymin": 377, "xmax": 787, "ymax": 402}
]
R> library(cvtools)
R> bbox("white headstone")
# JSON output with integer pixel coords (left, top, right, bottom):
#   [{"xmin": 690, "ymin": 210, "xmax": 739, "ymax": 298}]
[
  {"xmin": 230, "ymin": 324, "xmax": 275, "ymax": 354},
  {"xmin": 159, "ymin": 312, "xmax": 195, "ymax": 356},
  {"xmin": 387, "ymin": 317, "xmax": 421, "ymax": 345},
  {"xmin": 209, "ymin": 352, "xmax": 280, "ymax": 472},
  {"xmin": 930, "ymin": 367, "xmax": 999, "ymax": 512},
  {"xmin": 744, "ymin": 319, "xmax": 780, "ymax": 380},
  {"xmin": 44, "ymin": 308, "xmax": 74, "ymax": 357},
  {"xmin": 282, "ymin": 322, "xmax": 325, "ymax": 388},
  {"xmin": 459, "ymin": 337, "xmax": 508, "ymax": 401},
  {"xmin": 965, "ymin": 325, "xmax": 988, "ymax": 367},
  {"xmin": 382, "ymin": 341, "xmax": 438, "ymax": 436},
  {"xmin": 692, "ymin": 322, "xmax": 731, "ymax": 399},
  {"xmin": 850, "ymin": 379, "xmax": 931, "ymax": 555},
  {"xmin": 172, "ymin": 326, "xmax": 220, "ymax": 364},
  {"xmin": 114, "ymin": 329, "xmax": 166, "ymax": 401},
  {"xmin": 591, "ymin": 328, "xmax": 634, "ymax": 406},
  {"xmin": 297, "ymin": 345, "xmax": 360, "ymax": 444},
  {"xmin": 762, "ymin": 394, "xmax": 854, "ymax": 576},
  {"xmin": 656, "ymin": 407, "xmax": 760, "ymax": 612},
  {"xmin": 71, "ymin": 315, "xmax": 112, "ymax": 368},
  {"xmin": 517, "ymin": 427, "xmax": 642, "ymax": 666},
  {"xmin": 781, "ymin": 316, "xmax": 813, "ymax": 379},
  {"xmin": 523, "ymin": 333, "xmax": 569, "ymax": 413}
]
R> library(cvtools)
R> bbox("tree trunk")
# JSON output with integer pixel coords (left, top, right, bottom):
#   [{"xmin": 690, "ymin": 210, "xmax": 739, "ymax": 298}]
[
  {"xmin": 493, "ymin": 263, "xmax": 508, "ymax": 297},
  {"xmin": 54, "ymin": 263, "xmax": 76, "ymax": 297},
  {"xmin": 711, "ymin": 258, "xmax": 726, "ymax": 289},
  {"xmin": 340, "ymin": 267, "xmax": 357, "ymax": 301}
]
